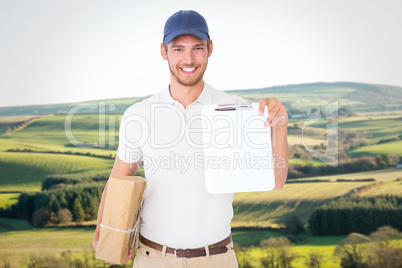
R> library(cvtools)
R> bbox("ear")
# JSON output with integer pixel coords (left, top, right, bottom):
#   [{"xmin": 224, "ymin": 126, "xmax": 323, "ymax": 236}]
[
  {"xmin": 208, "ymin": 39, "xmax": 213, "ymax": 57},
  {"xmin": 161, "ymin": 42, "xmax": 168, "ymax": 60}
]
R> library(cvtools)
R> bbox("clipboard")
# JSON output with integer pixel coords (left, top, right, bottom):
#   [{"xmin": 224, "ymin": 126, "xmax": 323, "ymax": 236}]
[{"xmin": 201, "ymin": 102, "xmax": 275, "ymax": 193}]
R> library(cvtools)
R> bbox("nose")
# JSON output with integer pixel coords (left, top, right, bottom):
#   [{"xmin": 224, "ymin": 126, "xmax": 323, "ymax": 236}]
[{"xmin": 182, "ymin": 49, "xmax": 195, "ymax": 65}]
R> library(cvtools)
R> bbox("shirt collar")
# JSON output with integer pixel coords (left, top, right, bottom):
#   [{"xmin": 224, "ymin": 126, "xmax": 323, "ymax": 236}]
[{"xmin": 159, "ymin": 82, "xmax": 212, "ymax": 105}]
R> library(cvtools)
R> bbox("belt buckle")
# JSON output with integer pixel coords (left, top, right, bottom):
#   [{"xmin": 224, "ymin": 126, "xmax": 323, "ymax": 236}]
[
  {"xmin": 174, "ymin": 248, "xmax": 182, "ymax": 258},
  {"xmin": 175, "ymin": 248, "xmax": 192, "ymax": 258}
]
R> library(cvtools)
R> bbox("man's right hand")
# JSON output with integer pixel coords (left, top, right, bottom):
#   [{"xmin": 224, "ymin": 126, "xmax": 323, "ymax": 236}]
[{"xmin": 92, "ymin": 156, "xmax": 141, "ymax": 254}]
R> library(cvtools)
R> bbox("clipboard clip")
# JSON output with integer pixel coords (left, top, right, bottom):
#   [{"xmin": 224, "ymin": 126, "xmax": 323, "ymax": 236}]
[{"xmin": 215, "ymin": 103, "xmax": 252, "ymax": 111}]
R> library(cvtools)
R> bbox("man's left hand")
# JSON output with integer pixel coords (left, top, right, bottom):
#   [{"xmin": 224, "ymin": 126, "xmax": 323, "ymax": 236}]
[{"xmin": 258, "ymin": 98, "xmax": 288, "ymax": 127}]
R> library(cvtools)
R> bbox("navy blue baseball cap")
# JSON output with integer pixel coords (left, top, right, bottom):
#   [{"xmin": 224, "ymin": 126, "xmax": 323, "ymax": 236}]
[{"xmin": 163, "ymin": 10, "xmax": 210, "ymax": 45}]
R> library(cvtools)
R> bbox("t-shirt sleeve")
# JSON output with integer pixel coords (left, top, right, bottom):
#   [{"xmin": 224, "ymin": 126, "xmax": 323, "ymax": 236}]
[{"xmin": 116, "ymin": 107, "xmax": 145, "ymax": 164}]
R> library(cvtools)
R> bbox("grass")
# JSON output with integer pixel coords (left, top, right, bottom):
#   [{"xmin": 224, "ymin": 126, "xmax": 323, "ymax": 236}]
[
  {"xmin": 2, "ymin": 222, "xmax": 401, "ymax": 268},
  {"xmin": 0, "ymin": 221, "xmax": 345, "ymax": 268},
  {"xmin": 339, "ymin": 117, "xmax": 402, "ymax": 142},
  {"xmin": 2, "ymin": 82, "xmax": 401, "ymax": 116},
  {"xmin": 0, "ymin": 217, "xmax": 33, "ymax": 233},
  {"xmin": 304, "ymin": 168, "xmax": 402, "ymax": 181},
  {"xmin": 0, "ymin": 226, "xmax": 96, "ymax": 267},
  {"xmin": 233, "ymin": 182, "xmax": 361, "ymax": 227},
  {"xmin": 303, "ymin": 114, "xmax": 402, "ymax": 158},
  {"xmin": 1, "ymin": 108, "xmax": 401, "ymax": 161},
  {"xmin": 0, "ymin": 193, "xmax": 20, "ymax": 209},
  {"xmin": 289, "ymin": 158, "xmax": 326, "ymax": 167},
  {"xmin": 0, "ymin": 152, "xmax": 114, "ymax": 192},
  {"xmin": 311, "ymin": 116, "xmax": 402, "ymax": 143},
  {"xmin": 287, "ymin": 134, "xmax": 325, "ymax": 146},
  {"xmin": 0, "ymin": 114, "xmax": 120, "ymax": 156},
  {"xmin": 240, "ymin": 235, "xmax": 345, "ymax": 268},
  {"xmin": 0, "ymin": 96, "xmax": 146, "ymax": 116},
  {"xmin": 0, "ymin": 115, "xmax": 42, "ymax": 134},
  {"xmin": 0, "ymin": 167, "xmax": 400, "ymax": 267},
  {"xmin": 338, "ymin": 114, "xmax": 402, "ymax": 123},
  {"xmin": 232, "ymin": 168, "xmax": 402, "ymax": 227},
  {"xmin": 0, "ymin": 116, "xmax": 42, "ymax": 124},
  {"xmin": 289, "ymin": 114, "xmax": 402, "ymax": 158},
  {"xmin": 0, "ymin": 86, "xmax": 400, "ymax": 266},
  {"xmin": 350, "ymin": 139, "xmax": 402, "ymax": 157},
  {"xmin": 232, "ymin": 229, "xmax": 280, "ymax": 247},
  {"xmin": 358, "ymin": 178, "xmax": 402, "ymax": 196}
]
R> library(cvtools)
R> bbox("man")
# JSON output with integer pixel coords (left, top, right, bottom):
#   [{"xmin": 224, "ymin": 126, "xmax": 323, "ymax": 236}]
[{"xmin": 93, "ymin": 10, "xmax": 288, "ymax": 268}]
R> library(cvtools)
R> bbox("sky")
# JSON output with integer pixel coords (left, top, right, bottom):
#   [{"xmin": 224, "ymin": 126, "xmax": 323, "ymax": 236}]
[{"xmin": 0, "ymin": 0, "xmax": 401, "ymax": 107}]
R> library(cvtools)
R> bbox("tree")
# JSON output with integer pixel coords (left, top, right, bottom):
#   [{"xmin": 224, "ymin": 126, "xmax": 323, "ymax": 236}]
[
  {"xmin": 370, "ymin": 226, "xmax": 401, "ymax": 247},
  {"xmin": 334, "ymin": 233, "xmax": 370, "ymax": 268},
  {"xmin": 234, "ymin": 242, "xmax": 253, "ymax": 268},
  {"xmin": 82, "ymin": 192, "xmax": 98, "ymax": 220},
  {"xmin": 305, "ymin": 250, "xmax": 324, "ymax": 268},
  {"xmin": 58, "ymin": 195, "xmax": 68, "ymax": 208},
  {"xmin": 72, "ymin": 199, "xmax": 85, "ymax": 222},
  {"xmin": 57, "ymin": 208, "xmax": 73, "ymax": 225},
  {"xmin": 260, "ymin": 237, "xmax": 297, "ymax": 268},
  {"xmin": 366, "ymin": 226, "xmax": 402, "ymax": 268},
  {"xmin": 49, "ymin": 195, "xmax": 61, "ymax": 213},
  {"xmin": 281, "ymin": 216, "xmax": 304, "ymax": 237},
  {"xmin": 32, "ymin": 207, "xmax": 50, "ymax": 227}
]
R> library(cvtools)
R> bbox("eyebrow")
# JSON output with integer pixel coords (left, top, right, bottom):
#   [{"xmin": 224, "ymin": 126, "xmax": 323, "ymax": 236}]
[{"xmin": 171, "ymin": 43, "xmax": 206, "ymax": 48}]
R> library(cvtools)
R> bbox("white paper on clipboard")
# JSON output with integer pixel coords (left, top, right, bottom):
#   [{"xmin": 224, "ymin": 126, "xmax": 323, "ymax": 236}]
[{"xmin": 201, "ymin": 102, "xmax": 275, "ymax": 193}]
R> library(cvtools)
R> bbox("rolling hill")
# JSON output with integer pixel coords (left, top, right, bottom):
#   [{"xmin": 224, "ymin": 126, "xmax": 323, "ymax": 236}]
[
  {"xmin": 0, "ymin": 81, "xmax": 401, "ymax": 268},
  {"xmin": 0, "ymin": 152, "xmax": 113, "ymax": 191},
  {"xmin": 1, "ymin": 82, "xmax": 401, "ymax": 116},
  {"xmin": 232, "ymin": 168, "xmax": 402, "ymax": 227},
  {"xmin": 0, "ymin": 114, "xmax": 119, "ymax": 155}
]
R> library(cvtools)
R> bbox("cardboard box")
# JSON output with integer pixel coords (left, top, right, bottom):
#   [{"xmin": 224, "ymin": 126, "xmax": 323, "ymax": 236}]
[{"xmin": 95, "ymin": 176, "xmax": 146, "ymax": 264}]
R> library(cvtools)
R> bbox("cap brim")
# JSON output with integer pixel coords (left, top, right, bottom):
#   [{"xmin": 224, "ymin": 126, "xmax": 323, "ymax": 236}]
[{"xmin": 164, "ymin": 29, "xmax": 208, "ymax": 45}]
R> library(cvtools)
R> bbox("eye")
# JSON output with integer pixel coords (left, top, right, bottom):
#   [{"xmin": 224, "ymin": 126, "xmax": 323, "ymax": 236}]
[
  {"xmin": 195, "ymin": 47, "xmax": 204, "ymax": 51},
  {"xmin": 174, "ymin": 48, "xmax": 183, "ymax": 52}
]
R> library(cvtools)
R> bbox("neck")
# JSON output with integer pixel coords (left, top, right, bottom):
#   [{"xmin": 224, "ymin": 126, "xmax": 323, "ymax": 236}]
[{"xmin": 169, "ymin": 79, "xmax": 204, "ymax": 109}]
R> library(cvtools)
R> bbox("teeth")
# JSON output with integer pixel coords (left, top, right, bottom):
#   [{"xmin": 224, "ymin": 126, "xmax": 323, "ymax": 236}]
[{"xmin": 182, "ymin": 67, "xmax": 196, "ymax": 72}]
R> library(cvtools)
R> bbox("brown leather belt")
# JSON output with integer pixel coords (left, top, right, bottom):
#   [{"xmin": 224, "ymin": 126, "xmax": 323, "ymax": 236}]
[{"xmin": 139, "ymin": 235, "xmax": 232, "ymax": 258}]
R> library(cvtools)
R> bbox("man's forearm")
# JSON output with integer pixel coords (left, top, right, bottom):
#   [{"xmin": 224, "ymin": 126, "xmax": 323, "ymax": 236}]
[{"xmin": 271, "ymin": 124, "xmax": 288, "ymax": 189}]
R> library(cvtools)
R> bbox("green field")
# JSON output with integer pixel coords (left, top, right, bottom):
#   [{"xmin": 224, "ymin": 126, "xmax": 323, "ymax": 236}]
[
  {"xmin": 232, "ymin": 168, "xmax": 402, "ymax": 227},
  {"xmin": 227, "ymin": 83, "xmax": 380, "ymax": 112},
  {"xmin": 303, "ymin": 114, "xmax": 402, "ymax": 157},
  {"xmin": 0, "ymin": 225, "xmax": 97, "ymax": 268},
  {"xmin": 0, "ymin": 114, "xmax": 120, "ymax": 156},
  {"xmin": 2, "ymin": 218, "xmax": 402, "ymax": 268},
  {"xmin": 2, "ymin": 82, "xmax": 401, "ymax": 116},
  {"xmin": 339, "ymin": 117, "xmax": 402, "ymax": 142},
  {"xmin": 288, "ymin": 157, "xmax": 325, "ymax": 167},
  {"xmin": 0, "ymin": 115, "xmax": 42, "ymax": 135},
  {"xmin": 0, "ymin": 217, "xmax": 33, "ymax": 233},
  {"xmin": 0, "ymin": 152, "xmax": 113, "ymax": 191},
  {"xmin": 0, "ymin": 193, "xmax": 19, "ymax": 209},
  {"xmin": 237, "ymin": 234, "xmax": 345, "ymax": 268},
  {"xmin": 288, "ymin": 134, "xmax": 325, "ymax": 146},
  {"xmin": 0, "ymin": 219, "xmax": 346, "ymax": 268},
  {"xmin": 337, "ymin": 114, "xmax": 402, "ymax": 123},
  {"xmin": 350, "ymin": 139, "xmax": 402, "ymax": 157},
  {"xmin": 359, "ymin": 178, "xmax": 402, "ymax": 196},
  {"xmin": 309, "ymin": 115, "xmax": 402, "ymax": 142},
  {"xmin": 1, "ymin": 168, "xmax": 400, "ymax": 267},
  {"xmin": 0, "ymin": 96, "xmax": 147, "ymax": 117},
  {"xmin": 0, "ymin": 82, "xmax": 401, "ymax": 267}
]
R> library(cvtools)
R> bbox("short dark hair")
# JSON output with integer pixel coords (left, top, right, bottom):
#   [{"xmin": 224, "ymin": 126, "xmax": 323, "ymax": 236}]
[{"xmin": 163, "ymin": 37, "xmax": 211, "ymax": 53}]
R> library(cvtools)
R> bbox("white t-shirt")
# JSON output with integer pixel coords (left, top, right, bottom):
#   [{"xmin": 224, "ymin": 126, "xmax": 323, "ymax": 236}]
[{"xmin": 117, "ymin": 82, "xmax": 247, "ymax": 248}]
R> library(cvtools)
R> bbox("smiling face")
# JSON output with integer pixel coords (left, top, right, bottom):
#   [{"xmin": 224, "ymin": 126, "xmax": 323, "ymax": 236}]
[{"xmin": 161, "ymin": 34, "xmax": 213, "ymax": 87}]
